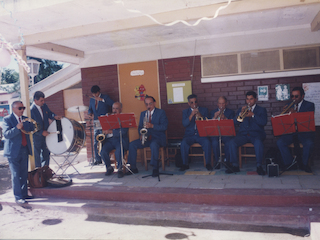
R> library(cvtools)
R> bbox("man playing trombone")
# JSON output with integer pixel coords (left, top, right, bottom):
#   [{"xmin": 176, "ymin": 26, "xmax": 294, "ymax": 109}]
[
  {"xmin": 210, "ymin": 96, "xmax": 235, "ymax": 169},
  {"xmin": 180, "ymin": 94, "xmax": 212, "ymax": 171},
  {"xmin": 227, "ymin": 91, "xmax": 267, "ymax": 175},
  {"xmin": 276, "ymin": 87, "xmax": 315, "ymax": 173},
  {"xmin": 126, "ymin": 96, "xmax": 168, "ymax": 177}
]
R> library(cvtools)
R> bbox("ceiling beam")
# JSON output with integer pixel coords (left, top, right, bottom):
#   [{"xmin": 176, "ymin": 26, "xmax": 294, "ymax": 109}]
[
  {"xmin": 311, "ymin": 10, "xmax": 320, "ymax": 31},
  {"xmin": 24, "ymin": 0, "xmax": 320, "ymax": 45},
  {"xmin": 29, "ymin": 43, "xmax": 84, "ymax": 58}
]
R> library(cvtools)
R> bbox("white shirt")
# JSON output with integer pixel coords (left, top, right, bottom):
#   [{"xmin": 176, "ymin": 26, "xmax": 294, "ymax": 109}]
[
  {"xmin": 35, "ymin": 103, "xmax": 43, "ymax": 119},
  {"xmin": 13, "ymin": 112, "xmax": 22, "ymax": 124}
]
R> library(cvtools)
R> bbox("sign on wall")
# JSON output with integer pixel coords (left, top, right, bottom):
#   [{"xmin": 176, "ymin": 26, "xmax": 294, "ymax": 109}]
[{"xmin": 166, "ymin": 81, "xmax": 192, "ymax": 104}]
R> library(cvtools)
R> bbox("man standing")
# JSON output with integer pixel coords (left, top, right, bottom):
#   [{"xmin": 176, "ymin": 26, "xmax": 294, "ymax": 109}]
[
  {"xmin": 126, "ymin": 96, "xmax": 168, "ymax": 177},
  {"xmin": 31, "ymin": 91, "xmax": 61, "ymax": 168},
  {"xmin": 180, "ymin": 94, "xmax": 212, "ymax": 171},
  {"xmin": 210, "ymin": 96, "xmax": 235, "ymax": 169},
  {"xmin": 101, "ymin": 102, "xmax": 129, "ymax": 178},
  {"xmin": 87, "ymin": 85, "xmax": 114, "ymax": 165},
  {"xmin": 3, "ymin": 101, "xmax": 34, "ymax": 205},
  {"xmin": 277, "ymin": 86, "xmax": 315, "ymax": 173},
  {"xmin": 227, "ymin": 91, "xmax": 267, "ymax": 175}
]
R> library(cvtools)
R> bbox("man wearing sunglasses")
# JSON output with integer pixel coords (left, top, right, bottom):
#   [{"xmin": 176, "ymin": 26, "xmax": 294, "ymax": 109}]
[
  {"xmin": 3, "ymin": 101, "xmax": 34, "ymax": 205},
  {"xmin": 126, "ymin": 96, "xmax": 168, "ymax": 177},
  {"xmin": 277, "ymin": 87, "xmax": 315, "ymax": 173},
  {"xmin": 180, "ymin": 94, "xmax": 212, "ymax": 171},
  {"xmin": 31, "ymin": 91, "xmax": 61, "ymax": 168}
]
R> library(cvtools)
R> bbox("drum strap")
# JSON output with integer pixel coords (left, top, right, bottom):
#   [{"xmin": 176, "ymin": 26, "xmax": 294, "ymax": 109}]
[{"xmin": 56, "ymin": 120, "xmax": 63, "ymax": 142}]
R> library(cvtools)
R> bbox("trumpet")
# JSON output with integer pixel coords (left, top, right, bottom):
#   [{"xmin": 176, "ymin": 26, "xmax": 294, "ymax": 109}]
[
  {"xmin": 96, "ymin": 133, "xmax": 105, "ymax": 156},
  {"xmin": 217, "ymin": 108, "xmax": 225, "ymax": 120},
  {"xmin": 237, "ymin": 105, "xmax": 251, "ymax": 122},
  {"xmin": 280, "ymin": 100, "xmax": 295, "ymax": 115},
  {"xmin": 140, "ymin": 114, "xmax": 148, "ymax": 145},
  {"xmin": 20, "ymin": 118, "xmax": 39, "ymax": 134}
]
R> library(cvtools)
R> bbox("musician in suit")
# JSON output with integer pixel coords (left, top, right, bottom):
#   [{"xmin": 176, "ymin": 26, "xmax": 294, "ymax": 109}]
[
  {"xmin": 101, "ymin": 102, "xmax": 129, "ymax": 178},
  {"xmin": 126, "ymin": 96, "xmax": 168, "ymax": 177},
  {"xmin": 31, "ymin": 91, "xmax": 61, "ymax": 168},
  {"xmin": 227, "ymin": 91, "xmax": 267, "ymax": 175},
  {"xmin": 276, "ymin": 87, "xmax": 315, "ymax": 173},
  {"xmin": 210, "ymin": 96, "xmax": 235, "ymax": 169},
  {"xmin": 87, "ymin": 85, "xmax": 114, "ymax": 165},
  {"xmin": 180, "ymin": 94, "xmax": 212, "ymax": 171},
  {"xmin": 3, "ymin": 101, "xmax": 34, "ymax": 204}
]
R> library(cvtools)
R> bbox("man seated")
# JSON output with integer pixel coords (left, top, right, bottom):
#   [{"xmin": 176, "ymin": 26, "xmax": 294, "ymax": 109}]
[
  {"xmin": 210, "ymin": 96, "xmax": 235, "ymax": 169},
  {"xmin": 180, "ymin": 94, "xmax": 212, "ymax": 171},
  {"xmin": 276, "ymin": 87, "xmax": 315, "ymax": 173},
  {"xmin": 126, "ymin": 96, "xmax": 168, "ymax": 177},
  {"xmin": 100, "ymin": 102, "xmax": 129, "ymax": 178},
  {"xmin": 227, "ymin": 91, "xmax": 267, "ymax": 175}
]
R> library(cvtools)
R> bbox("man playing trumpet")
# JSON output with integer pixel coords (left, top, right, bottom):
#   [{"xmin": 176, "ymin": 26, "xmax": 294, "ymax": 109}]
[
  {"xmin": 180, "ymin": 94, "xmax": 212, "ymax": 171},
  {"xmin": 210, "ymin": 96, "xmax": 235, "ymax": 169},
  {"xmin": 276, "ymin": 87, "xmax": 315, "ymax": 173},
  {"xmin": 126, "ymin": 96, "xmax": 168, "ymax": 177},
  {"xmin": 227, "ymin": 91, "xmax": 267, "ymax": 175}
]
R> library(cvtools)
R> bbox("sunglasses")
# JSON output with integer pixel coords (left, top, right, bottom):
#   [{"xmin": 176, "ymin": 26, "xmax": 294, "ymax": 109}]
[
  {"xmin": 18, "ymin": 107, "xmax": 26, "ymax": 110},
  {"xmin": 291, "ymin": 95, "xmax": 300, "ymax": 98},
  {"xmin": 189, "ymin": 101, "xmax": 198, "ymax": 104}
]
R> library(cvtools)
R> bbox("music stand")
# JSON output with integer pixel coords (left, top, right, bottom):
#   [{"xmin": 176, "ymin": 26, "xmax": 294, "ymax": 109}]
[
  {"xmin": 99, "ymin": 113, "xmax": 137, "ymax": 173},
  {"xmin": 271, "ymin": 111, "xmax": 315, "ymax": 172},
  {"xmin": 196, "ymin": 119, "xmax": 236, "ymax": 172}
]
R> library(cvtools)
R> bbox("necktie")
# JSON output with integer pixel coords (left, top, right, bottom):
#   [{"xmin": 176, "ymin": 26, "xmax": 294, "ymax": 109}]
[
  {"xmin": 95, "ymin": 100, "xmax": 98, "ymax": 109},
  {"xmin": 148, "ymin": 111, "xmax": 152, "ymax": 123},
  {"xmin": 294, "ymin": 104, "xmax": 298, "ymax": 111},
  {"xmin": 19, "ymin": 117, "xmax": 27, "ymax": 147}
]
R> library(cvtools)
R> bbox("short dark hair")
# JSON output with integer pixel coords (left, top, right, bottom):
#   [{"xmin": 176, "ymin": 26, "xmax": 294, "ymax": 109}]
[
  {"xmin": 144, "ymin": 95, "xmax": 156, "ymax": 103},
  {"xmin": 34, "ymin": 91, "xmax": 45, "ymax": 101},
  {"xmin": 292, "ymin": 86, "xmax": 305, "ymax": 96},
  {"xmin": 246, "ymin": 91, "xmax": 257, "ymax": 99},
  {"xmin": 91, "ymin": 85, "xmax": 100, "ymax": 93},
  {"xmin": 12, "ymin": 101, "xmax": 22, "ymax": 108},
  {"xmin": 187, "ymin": 94, "xmax": 197, "ymax": 101}
]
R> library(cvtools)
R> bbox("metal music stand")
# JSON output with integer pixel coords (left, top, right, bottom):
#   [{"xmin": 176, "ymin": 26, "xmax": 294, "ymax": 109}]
[
  {"xmin": 141, "ymin": 161, "xmax": 173, "ymax": 182},
  {"xmin": 271, "ymin": 111, "xmax": 315, "ymax": 173},
  {"xmin": 196, "ymin": 119, "xmax": 236, "ymax": 173},
  {"xmin": 99, "ymin": 113, "xmax": 137, "ymax": 173},
  {"xmin": 85, "ymin": 118, "xmax": 95, "ymax": 166}
]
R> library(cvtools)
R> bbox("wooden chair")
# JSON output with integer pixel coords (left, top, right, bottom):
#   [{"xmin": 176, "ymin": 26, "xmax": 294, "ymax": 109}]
[
  {"xmin": 238, "ymin": 143, "xmax": 256, "ymax": 168},
  {"xmin": 189, "ymin": 143, "xmax": 214, "ymax": 167}
]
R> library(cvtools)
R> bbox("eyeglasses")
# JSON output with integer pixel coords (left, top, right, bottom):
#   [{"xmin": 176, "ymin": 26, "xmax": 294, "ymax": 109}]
[
  {"xmin": 291, "ymin": 95, "xmax": 300, "ymax": 98},
  {"xmin": 18, "ymin": 107, "xmax": 26, "ymax": 110},
  {"xmin": 189, "ymin": 101, "xmax": 198, "ymax": 104}
]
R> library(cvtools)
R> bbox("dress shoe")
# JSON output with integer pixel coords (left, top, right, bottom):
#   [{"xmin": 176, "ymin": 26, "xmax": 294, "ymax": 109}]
[
  {"xmin": 15, "ymin": 199, "xmax": 27, "ymax": 205},
  {"xmin": 118, "ymin": 170, "xmax": 124, "ymax": 178},
  {"xmin": 125, "ymin": 167, "xmax": 139, "ymax": 175},
  {"xmin": 214, "ymin": 163, "xmax": 221, "ymax": 169},
  {"xmin": 24, "ymin": 195, "xmax": 34, "ymax": 200},
  {"xmin": 105, "ymin": 167, "xmax": 114, "ymax": 176},
  {"xmin": 303, "ymin": 165, "xmax": 312, "ymax": 173},
  {"xmin": 206, "ymin": 164, "xmax": 213, "ymax": 171},
  {"xmin": 225, "ymin": 166, "xmax": 240, "ymax": 174},
  {"xmin": 179, "ymin": 164, "xmax": 189, "ymax": 171},
  {"xmin": 256, "ymin": 166, "xmax": 266, "ymax": 176},
  {"xmin": 152, "ymin": 168, "xmax": 159, "ymax": 177},
  {"xmin": 94, "ymin": 161, "xmax": 102, "ymax": 165}
]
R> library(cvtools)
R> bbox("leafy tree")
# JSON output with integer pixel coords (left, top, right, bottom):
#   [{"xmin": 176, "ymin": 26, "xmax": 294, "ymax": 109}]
[
  {"xmin": 27, "ymin": 57, "xmax": 63, "ymax": 84},
  {"xmin": 1, "ymin": 68, "xmax": 19, "ymax": 84}
]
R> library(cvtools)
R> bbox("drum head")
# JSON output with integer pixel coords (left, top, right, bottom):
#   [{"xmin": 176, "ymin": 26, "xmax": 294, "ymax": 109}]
[{"xmin": 46, "ymin": 118, "xmax": 75, "ymax": 155}]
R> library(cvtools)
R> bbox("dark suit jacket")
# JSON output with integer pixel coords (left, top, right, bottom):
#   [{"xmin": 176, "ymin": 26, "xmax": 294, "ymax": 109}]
[
  {"xmin": 88, "ymin": 93, "xmax": 114, "ymax": 120},
  {"xmin": 296, "ymin": 100, "xmax": 315, "ymax": 139},
  {"xmin": 108, "ymin": 127, "xmax": 129, "ymax": 150},
  {"xmin": 210, "ymin": 108, "xmax": 235, "ymax": 120},
  {"xmin": 182, "ymin": 106, "xmax": 209, "ymax": 137},
  {"xmin": 31, "ymin": 103, "xmax": 55, "ymax": 138},
  {"xmin": 138, "ymin": 108, "xmax": 168, "ymax": 146},
  {"xmin": 3, "ymin": 114, "xmax": 33, "ymax": 158},
  {"xmin": 234, "ymin": 105, "xmax": 267, "ymax": 139}
]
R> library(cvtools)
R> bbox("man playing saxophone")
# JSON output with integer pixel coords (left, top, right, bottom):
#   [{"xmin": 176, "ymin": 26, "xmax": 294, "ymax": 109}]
[
  {"xmin": 210, "ymin": 96, "xmax": 235, "ymax": 169},
  {"xmin": 100, "ymin": 102, "xmax": 129, "ymax": 178},
  {"xmin": 276, "ymin": 87, "xmax": 315, "ymax": 173},
  {"xmin": 180, "ymin": 94, "xmax": 212, "ymax": 171},
  {"xmin": 227, "ymin": 91, "xmax": 267, "ymax": 175},
  {"xmin": 126, "ymin": 96, "xmax": 168, "ymax": 177}
]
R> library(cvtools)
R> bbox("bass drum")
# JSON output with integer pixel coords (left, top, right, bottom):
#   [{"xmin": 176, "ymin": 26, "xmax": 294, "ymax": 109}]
[{"xmin": 46, "ymin": 117, "xmax": 85, "ymax": 155}]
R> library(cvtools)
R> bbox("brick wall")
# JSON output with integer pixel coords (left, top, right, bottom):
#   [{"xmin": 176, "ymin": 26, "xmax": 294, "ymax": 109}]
[
  {"xmin": 45, "ymin": 91, "xmax": 64, "ymax": 117},
  {"xmin": 81, "ymin": 65, "xmax": 119, "ymax": 161}
]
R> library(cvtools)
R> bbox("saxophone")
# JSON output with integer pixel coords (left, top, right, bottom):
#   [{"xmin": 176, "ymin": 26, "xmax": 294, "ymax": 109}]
[{"xmin": 140, "ymin": 114, "xmax": 148, "ymax": 145}]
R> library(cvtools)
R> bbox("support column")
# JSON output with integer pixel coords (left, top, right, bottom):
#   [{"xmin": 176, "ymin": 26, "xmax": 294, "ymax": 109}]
[{"xmin": 17, "ymin": 46, "xmax": 35, "ymax": 170}]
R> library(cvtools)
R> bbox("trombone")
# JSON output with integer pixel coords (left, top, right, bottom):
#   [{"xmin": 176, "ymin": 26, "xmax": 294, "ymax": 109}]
[
  {"xmin": 237, "ymin": 105, "xmax": 251, "ymax": 122},
  {"xmin": 280, "ymin": 100, "xmax": 295, "ymax": 115}
]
